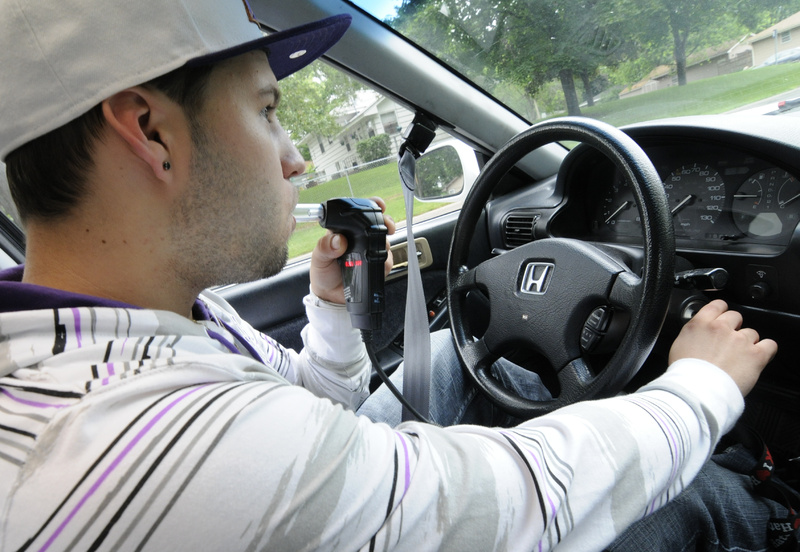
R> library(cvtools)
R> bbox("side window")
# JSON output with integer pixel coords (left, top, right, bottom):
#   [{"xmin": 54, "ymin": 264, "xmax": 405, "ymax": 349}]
[
  {"xmin": 0, "ymin": 164, "xmax": 24, "ymax": 267},
  {"xmin": 281, "ymin": 61, "xmax": 474, "ymax": 263},
  {"xmin": 0, "ymin": 165, "xmax": 20, "ymax": 226}
]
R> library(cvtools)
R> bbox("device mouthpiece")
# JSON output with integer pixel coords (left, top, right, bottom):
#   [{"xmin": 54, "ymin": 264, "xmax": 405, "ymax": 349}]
[{"xmin": 293, "ymin": 203, "xmax": 325, "ymax": 223}]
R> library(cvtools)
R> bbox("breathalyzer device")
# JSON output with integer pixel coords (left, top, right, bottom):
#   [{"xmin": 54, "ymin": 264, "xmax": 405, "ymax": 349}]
[{"xmin": 293, "ymin": 198, "xmax": 388, "ymax": 331}]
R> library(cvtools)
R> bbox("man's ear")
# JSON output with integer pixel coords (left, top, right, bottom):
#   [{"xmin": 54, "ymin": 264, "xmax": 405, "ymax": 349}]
[{"xmin": 101, "ymin": 88, "xmax": 175, "ymax": 180}]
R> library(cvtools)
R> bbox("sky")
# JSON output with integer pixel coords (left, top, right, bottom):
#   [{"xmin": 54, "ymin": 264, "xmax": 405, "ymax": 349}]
[{"xmin": 356, "ymin": 0, "xmax": 401, "ymax": 20}]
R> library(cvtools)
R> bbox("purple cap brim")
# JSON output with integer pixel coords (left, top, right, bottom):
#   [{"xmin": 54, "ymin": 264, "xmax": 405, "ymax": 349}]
[{"xmin": 188, "ymin": 13, "xmax": 351, "ymax": 80}]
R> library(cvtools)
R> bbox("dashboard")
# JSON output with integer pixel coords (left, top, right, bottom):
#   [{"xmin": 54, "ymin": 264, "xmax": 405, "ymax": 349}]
[
  {"xmin": 486, "ymin": 114, "xmax": 800, "ymax": 367},
  {"xmin": 479, "ymin": 114, "xmax": 800, "ymax": 459}
]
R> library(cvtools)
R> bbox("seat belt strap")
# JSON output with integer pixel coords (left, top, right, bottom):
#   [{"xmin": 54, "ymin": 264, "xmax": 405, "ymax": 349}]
[
  {"xmin": 397, "ymin": 114, "xmax": 437, "ymax": 422},
  {"xmin": 399, "ymin": 150, "xmax": 431, "ymax": 422}
]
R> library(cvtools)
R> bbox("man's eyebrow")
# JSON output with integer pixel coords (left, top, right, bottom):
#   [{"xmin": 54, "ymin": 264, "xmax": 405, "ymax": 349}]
[{"xmin": 259, "ymin": 85, "xmax": 281, "ymax": 106}]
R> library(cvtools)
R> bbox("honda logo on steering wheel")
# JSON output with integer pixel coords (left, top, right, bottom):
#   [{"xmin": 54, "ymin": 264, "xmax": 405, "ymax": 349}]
[{"xmin": 520, "ymin": 262, "xmax": 554, "ymax": 295}]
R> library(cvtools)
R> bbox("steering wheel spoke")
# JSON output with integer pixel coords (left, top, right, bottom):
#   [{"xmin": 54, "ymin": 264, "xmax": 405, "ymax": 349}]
[
  {"xmin": 460, "ymin": 337, "xmax": 495, "ymax": 372},
  {"xmin": 450, "ymin": 265, "xmax": 480, "ymax": 294},
  {"xmin": 448, "ymin": 117, "xmax": 675, "ymax": 419},
  {"xmin": 557, "ymin": 358, "xmax": 596, "ymax": 397},
  {"xmin": 609, "ymin": 270, "xmax": 643, "ymax": 311}
]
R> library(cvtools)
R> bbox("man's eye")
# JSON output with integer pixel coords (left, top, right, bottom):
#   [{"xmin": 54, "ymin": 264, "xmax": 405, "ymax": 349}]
[{"xmin": 261, "ymin": 106, "xmax": 276, "ymax": 121}]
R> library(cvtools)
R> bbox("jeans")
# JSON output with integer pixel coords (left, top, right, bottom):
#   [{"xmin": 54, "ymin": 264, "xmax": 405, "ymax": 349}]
[
  {"xmin": 607, "ymin": 443, "xmax": 800, "ymax": 552},
  {"xmin": 357, "ymin": 330, "xmax": 552, "ymax": 427},
  {"xmin": 357, "ymin": 330, "xmax": 800, "ymax": 551}
]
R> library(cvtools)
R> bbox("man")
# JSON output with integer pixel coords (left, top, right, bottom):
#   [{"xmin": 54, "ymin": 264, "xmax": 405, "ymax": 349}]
[{"xmin": 0, "ymin": 0, "xmax": 777, "ymax": 550}]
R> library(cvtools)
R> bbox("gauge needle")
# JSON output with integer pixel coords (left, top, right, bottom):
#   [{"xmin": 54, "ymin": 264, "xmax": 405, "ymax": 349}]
[
  {"xmin": 671, "ymin": 194, "xmax": 694, "ymax": 215},
  {"xmin": 733, "ymin": 194, "xmax": 759, "ymax": 199},
  {"xmin": 604, "ymin": 201, "xmax": 631, "ymax": 224},
  {"xmin": 780, "ymin": 192, "xmax": 800, "ymax": 208}
]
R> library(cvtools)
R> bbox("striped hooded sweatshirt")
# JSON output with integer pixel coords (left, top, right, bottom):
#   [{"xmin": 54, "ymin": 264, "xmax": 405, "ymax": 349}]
[{"xmin": 0, "ymin": 265, "xmax": 745, "ymax": 551}]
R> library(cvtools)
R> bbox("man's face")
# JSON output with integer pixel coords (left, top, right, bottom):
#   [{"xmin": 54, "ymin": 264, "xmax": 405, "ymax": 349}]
[{"xmin": 167, "ymin": 51, "xmax": 305, "ymax": 290}]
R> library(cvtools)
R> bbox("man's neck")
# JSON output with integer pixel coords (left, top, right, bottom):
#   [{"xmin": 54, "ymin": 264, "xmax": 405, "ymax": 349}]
[{"xmin": 23, "ymin": 224, "xmax": 198, "ymax": 318}]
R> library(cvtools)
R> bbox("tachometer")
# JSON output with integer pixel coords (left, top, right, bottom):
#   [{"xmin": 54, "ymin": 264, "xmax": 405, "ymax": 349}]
[
  {"xmin": 598, "ymin": 174, "xmax": 640, "ymax": 236},
  {"xmin": 663, "ymin": 164, "xmax": 726, "ymax": 238}
]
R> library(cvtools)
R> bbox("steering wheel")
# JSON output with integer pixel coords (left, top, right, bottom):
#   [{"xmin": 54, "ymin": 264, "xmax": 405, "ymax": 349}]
[{"xmin": 447, "ymin": 117, "xmax": 675, "ymax": 419}]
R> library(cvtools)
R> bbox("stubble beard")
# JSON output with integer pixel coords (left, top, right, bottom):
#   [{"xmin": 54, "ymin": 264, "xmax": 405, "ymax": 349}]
[{"xmin": 168, "ymin": 125, "xmax": 290, "ymax": 292}]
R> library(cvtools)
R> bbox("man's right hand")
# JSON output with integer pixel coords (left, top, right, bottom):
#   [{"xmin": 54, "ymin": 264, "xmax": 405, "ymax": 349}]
[{"xmin": 668, "ymin": 299, "xmax": 777, "ymax": 397}]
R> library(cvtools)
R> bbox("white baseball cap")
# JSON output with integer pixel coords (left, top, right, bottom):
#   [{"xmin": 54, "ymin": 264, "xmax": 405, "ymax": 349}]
[{"xmin": 0, "ymin": 0, "xmax": 351, "ymax": 160}]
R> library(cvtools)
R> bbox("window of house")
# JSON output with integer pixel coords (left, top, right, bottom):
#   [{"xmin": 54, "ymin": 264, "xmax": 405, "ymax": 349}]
[
  {"xmin": 782, "ymin": 30, "xmax": 791, "ymax": 43},
  {"xmin": 380, "ymin": 111, "xmax": 400, "ymax": 135}
]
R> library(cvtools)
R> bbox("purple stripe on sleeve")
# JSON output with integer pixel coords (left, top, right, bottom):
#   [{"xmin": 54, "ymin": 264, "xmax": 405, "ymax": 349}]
[
  {"xmin": 395, "ymin": 432, "xmax": 411, "ymax": 499},
  {"xmin": 219, "ymin": 320, "xmax": 267, "ymax": 365},
  {"xmin": 629, "ymin": 397, "xmax": 681, "ymax": 515},
  {"xmin": 205, "ymin": 329, "xmax": 241, "ymax": 356},
  {"xmin": 71, "ymin": 308, "xmax": 82, "ymax": 348},
  {"xmin": 527, "ymin": 444, "xmax": 557, "ymax": 521},
  {"xmin": 38, "ymin": 385, "xmax": 206, "ymax": 551},
  {"xmin": 1, "ymin": 388, "xmax": 71, "ymax": 409}
]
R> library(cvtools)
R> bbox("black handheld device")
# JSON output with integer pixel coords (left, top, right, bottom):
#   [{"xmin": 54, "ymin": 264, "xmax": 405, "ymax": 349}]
[
  {"xmin": 294, "ymin": 198, "xmax": 428, "ymax": 422},
  {"xmin": 295, "ymin": 198, "xmax": 388, "ymax": 331}
]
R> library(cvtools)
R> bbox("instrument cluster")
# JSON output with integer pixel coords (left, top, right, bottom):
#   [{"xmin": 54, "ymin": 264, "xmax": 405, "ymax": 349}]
[{"xmin": 589, "ymin": 142, "xmax": 800, "ymax": 246}]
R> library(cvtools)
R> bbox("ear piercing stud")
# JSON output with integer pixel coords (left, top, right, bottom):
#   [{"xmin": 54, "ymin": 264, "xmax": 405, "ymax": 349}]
[{"xmin": 163, "ymin": 161, "xmax": 171, "ymax": 171}]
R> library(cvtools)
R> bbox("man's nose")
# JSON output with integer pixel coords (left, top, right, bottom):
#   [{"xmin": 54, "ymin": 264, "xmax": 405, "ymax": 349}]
[{"xmin": 281, "ymin": 135, "xmax": 306, "ymax": 179}]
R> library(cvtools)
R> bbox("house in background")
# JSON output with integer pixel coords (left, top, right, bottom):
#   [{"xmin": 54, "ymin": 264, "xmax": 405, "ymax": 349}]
[
  {"xmin": 750, "ymin": 10, "xmax": 800, "ymax": 66},
  {"xmin": 620, "ymin": 37, "xmax": 754, "ymax": 99},
  {"xmin": 297, "ymin": 91, "xmax": 413, "ymax": 184},
  {"xmin": 620, "ymin": 10, "xmax": 800, "ymax": 100}
]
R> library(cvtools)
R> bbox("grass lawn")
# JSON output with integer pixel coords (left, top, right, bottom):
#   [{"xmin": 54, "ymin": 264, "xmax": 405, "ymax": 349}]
[
  {"xmin": 583, "ymin": 63, "xmax": 800, "ymax": 127},
  {"xmin": 288, "ymin": 161, "xmax": 447, "ymax": 258}
]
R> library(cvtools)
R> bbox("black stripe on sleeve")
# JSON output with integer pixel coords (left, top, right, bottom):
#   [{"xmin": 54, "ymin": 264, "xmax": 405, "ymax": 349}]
[
  {"xmin": 86, "ymin": 383, "xmax": 249, "ymax": 551},
  {"xmin": 134, "ymin": 384, "xmax": 286, "ymax": 551},
  {"xmin": 370, "ymin": 447, "xmax": 399, "ymax": 551},
  {"xmin": 102, "ymin": 342, "xmax": 114, "ymax": 363},
  {"xmin": 140, "ymin": 337, "xmax": 156, "ymax": 361},
  {"xmin": 1, "ymin": 383, "xmax": 83, "ymax": 399},
  {"xmin": 501, "ymin": 432, "xmax": 550, "ymax": 536},
  {"xmin": 52, "ymin": 310, "xmax": 67, "ymax": 355},
  {"xmin": 0, "ymin": 423, "xmax": 36, "ymax": 440},
  {"xmin": 13, "ymin": 386, "xmax": 193, "ymax": 552}
]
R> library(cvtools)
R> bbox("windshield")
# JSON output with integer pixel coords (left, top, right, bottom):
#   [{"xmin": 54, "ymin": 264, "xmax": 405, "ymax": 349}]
[
  {"xmin": 3, "ymin": 0, "xmax": 800, "ymax": 265},
  {"xmin": 351, "ymin": 0, "xmax": 800, "ymax": 126}
]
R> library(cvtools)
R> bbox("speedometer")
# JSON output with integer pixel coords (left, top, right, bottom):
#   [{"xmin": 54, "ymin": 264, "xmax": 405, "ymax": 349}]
[{"xmin": 663, "ymin": 164, "xmax": 726, "ymax": 238}]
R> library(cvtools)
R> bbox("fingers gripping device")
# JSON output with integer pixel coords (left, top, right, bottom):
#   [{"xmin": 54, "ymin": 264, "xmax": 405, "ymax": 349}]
[{"xmin": 294, "ymin": 198, "xmax": 388, "ymax": 331}]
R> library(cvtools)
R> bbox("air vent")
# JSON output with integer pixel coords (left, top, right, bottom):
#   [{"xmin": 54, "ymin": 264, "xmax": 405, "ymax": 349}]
[{"xmin": 504, "ymin": 212, "xmax": 539, "ymax": 248}]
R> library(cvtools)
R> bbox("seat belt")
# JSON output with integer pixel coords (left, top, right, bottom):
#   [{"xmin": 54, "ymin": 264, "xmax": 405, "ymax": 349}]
[{"xmin": 397, "ymin": 114, "xmax": 437, "ymax": 422}]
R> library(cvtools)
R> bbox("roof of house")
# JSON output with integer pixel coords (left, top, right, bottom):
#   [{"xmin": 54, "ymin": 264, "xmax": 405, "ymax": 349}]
[{"xmin": 751, "ymin": 10, "xmax": 800, "ymax": 43}]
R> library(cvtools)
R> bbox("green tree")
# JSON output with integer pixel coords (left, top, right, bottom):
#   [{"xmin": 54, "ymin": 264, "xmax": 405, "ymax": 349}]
[
  {"xmin": 356, "ymin": 134, "xmax": 392, "ymax": 162},
  {"xmin": 277, "ymin": 63, "xmax": 365, "ymax": 142},
  {"xmin": 611, "ymin": 0, "xmax": 800, "ymax": 86},
  {"xmin": 392, "ymin": 0, "xmax": 627, "ymax": 116},
  {"xmin": 297, "ymin": 143, "xmax": 311, "ymax": 162}
]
